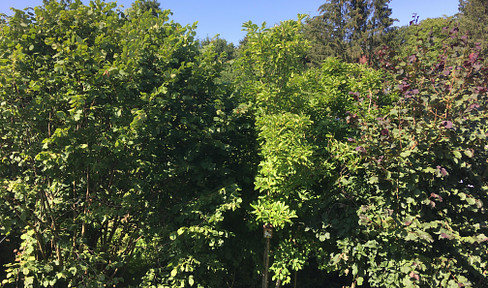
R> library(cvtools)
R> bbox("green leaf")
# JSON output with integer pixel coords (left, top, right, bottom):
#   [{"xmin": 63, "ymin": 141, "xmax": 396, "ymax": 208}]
[
  {"xmin": 466, "ymin": 197, "xmax": 476, "ymax": 205},
  {"xmin": 357, "ymin": 276, "xmax": 364, "ymax": 286},
  {"xmin": 452, "ymin": 150, "xmax": 462, "ymax": 159},
  {"xmin": 22, "ymin": 268, "xmax": 30, "ymax": 275},
  {"xmin": 368, "ymin": 176, "xmax": 379, "ymax": 184},
  {"xmin": 459, "ymin": 192, "xmax": 466, "ymax": 201}
]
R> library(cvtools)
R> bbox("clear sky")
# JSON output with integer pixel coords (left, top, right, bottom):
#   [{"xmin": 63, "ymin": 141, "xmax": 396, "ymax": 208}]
[{"xmin": 0, "ymin": 0, "xmax": 460, "ymax": 44}]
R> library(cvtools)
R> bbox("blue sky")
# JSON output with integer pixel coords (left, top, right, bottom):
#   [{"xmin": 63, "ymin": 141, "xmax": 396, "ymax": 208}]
[{"xmin": 0, "ymin": 0, "xmax": 460, "ymax": 44}]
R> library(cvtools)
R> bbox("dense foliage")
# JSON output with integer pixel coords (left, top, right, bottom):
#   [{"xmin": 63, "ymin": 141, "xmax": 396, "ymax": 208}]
[
  {"xmin": 1, "ymin": 0, "xmax": 487, "ymax": 287},
  {"xmin": 0, "ymin": 0, "xmax": 253, "ymax": 286},
  {"xmin": 459, "ymin": 0, "xmax": 488, "ymax": 57},
  {"xmin": 304, "ymin": 0, "xmax": 395, "ymax": 65},
  {"xmin": 391, "ymin": 17, "xmax": 455, "ymax": 59},
  {"xmin": 339, "ymin": 23, "xmax": 488, "ymax": 288}
]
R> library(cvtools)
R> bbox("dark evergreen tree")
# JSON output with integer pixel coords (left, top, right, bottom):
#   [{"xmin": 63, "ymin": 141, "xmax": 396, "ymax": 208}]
[
  {"xmin": 346, "ymin": 0, "xmax": 370, "ymax": 61},
  {"xmin": 304, "ymin": 0, "xmax": 395, "ymax": 65},
  {"xmin": 304, "ymin": 0, "xmax": 348, "ymax": 63},
  {"xmin": 367, "ymin": 0, "xmax": 395, "ymax": 62}
]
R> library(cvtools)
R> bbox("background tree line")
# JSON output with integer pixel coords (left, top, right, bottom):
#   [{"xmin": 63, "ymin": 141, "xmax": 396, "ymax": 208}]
[
  {"xmin": 0, "ymin": 0, "xmax": 487, "ymax": 287},
  {"xmin": 303, "ymin": 0, "xmax": 488, "ymax": 65}
]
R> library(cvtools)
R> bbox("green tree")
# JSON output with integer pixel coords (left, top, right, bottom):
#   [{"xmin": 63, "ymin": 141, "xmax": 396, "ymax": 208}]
[
  {"xmin": 238, "ymin": 11, "xmax": 488, "ymax": 287},
  {"xmin": 129, "ymin": 0, "xmax": 161, "ymax": 17},
  {"xmin": 346, "ymin": 0, "xmax": 370, "ymax": 61},
  {"xmin": 366, "ymin": 0, "xmax": 395, "ymax": 62},
  {"xmin": 200, "ymin": 36, "xmax": 236, "ymax": 63},
  {"xmin": 0, "ymin": 0, "xmax": 252, "ymax": 287},
  {"xmin": 459, "ymin": 0, "xmax": 488, "ymax": 57},
  {"xmin": 304, "ymin": 0, "xmax": 348, "ymax": 63},
  {"xmin": 390, "ymin": 17, "xmax": 456, "ymax": 60},
  {"xmin": 304, "ymin": 0, "xmax": 395, "ymax": 65},
  {"xmin": 236, "ymin": 16, "xmax": 393, "ymax": 286},
  {"xmin": 350, "ymin": 26, "xmax": 488, "ymax": 287}
]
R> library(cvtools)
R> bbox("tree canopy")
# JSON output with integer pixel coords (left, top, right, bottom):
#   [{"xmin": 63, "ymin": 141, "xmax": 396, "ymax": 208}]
[
  {"xmin": 459, "ymin": 0, "xmax": 488, "ymax": 57},
  {"xmin": 304, "ymin": 0, "xmax": 395, "ymax": 65},
  {"xmin": 1, "ymin": 1, "xmax": 487, "ymax": 287}
]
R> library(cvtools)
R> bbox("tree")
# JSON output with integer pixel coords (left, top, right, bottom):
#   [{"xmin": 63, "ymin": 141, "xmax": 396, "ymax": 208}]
[
  {"xmin": 459, "ymin": 0, "xmax": 488, "ymax": 57},
  {"xmin": 0, "ymin": 1, "xmax": 251, "ymax": 286},
  {"xmin": 130, "ymin": 0, "xmax": 161, "ymax": 17},
  {"xmin": 366, "ymin": 0, "xmax": 395, "ymax": 62},
  {"xmin": 237, "ymin": 11, "xmax": 488, "ymax": 287},
  {"xmin": 346, "ymin": 0, "xmax": 370, "ymax": 61},
  {"xmin": 304, "ymin": 0, "xmax": 349, "ymax": 63},
  {"xmin": 304, "ymin": 0, "xmax": 395, "ymax": 65},
  {"xmin": 2, "ymin": 1, "xmax": 487, "ymax": 287},
  {"xmin": 351, "ymin": 26, "xmax": 488, "ymax": 287},
  {"xmin": 236, "ymin": 16, "xmax": 393, "ymax": 286},
  {"xmin": 200, "ymin": 36, "xmax": 236, "ymax": 62},
  {"xmin": 389, "ymin": 17, "xmax": 456, "ymax": 60}
]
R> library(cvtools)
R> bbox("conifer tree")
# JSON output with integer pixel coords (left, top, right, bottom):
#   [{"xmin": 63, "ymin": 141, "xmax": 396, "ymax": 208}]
[
  {"xmin": 367, "ymin": 0, "xmax": 395, "ymax": 62},
  {"xmin": 305, "ymin": 0, "xmax": 348, "ymax": 63},
  {"xmin": 346, "ymin": 0, "xmax": 370, "ymax": 61},
  {"xmin": 304, "ymin": 0, "xmax": 394, "ymax": 65}
]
